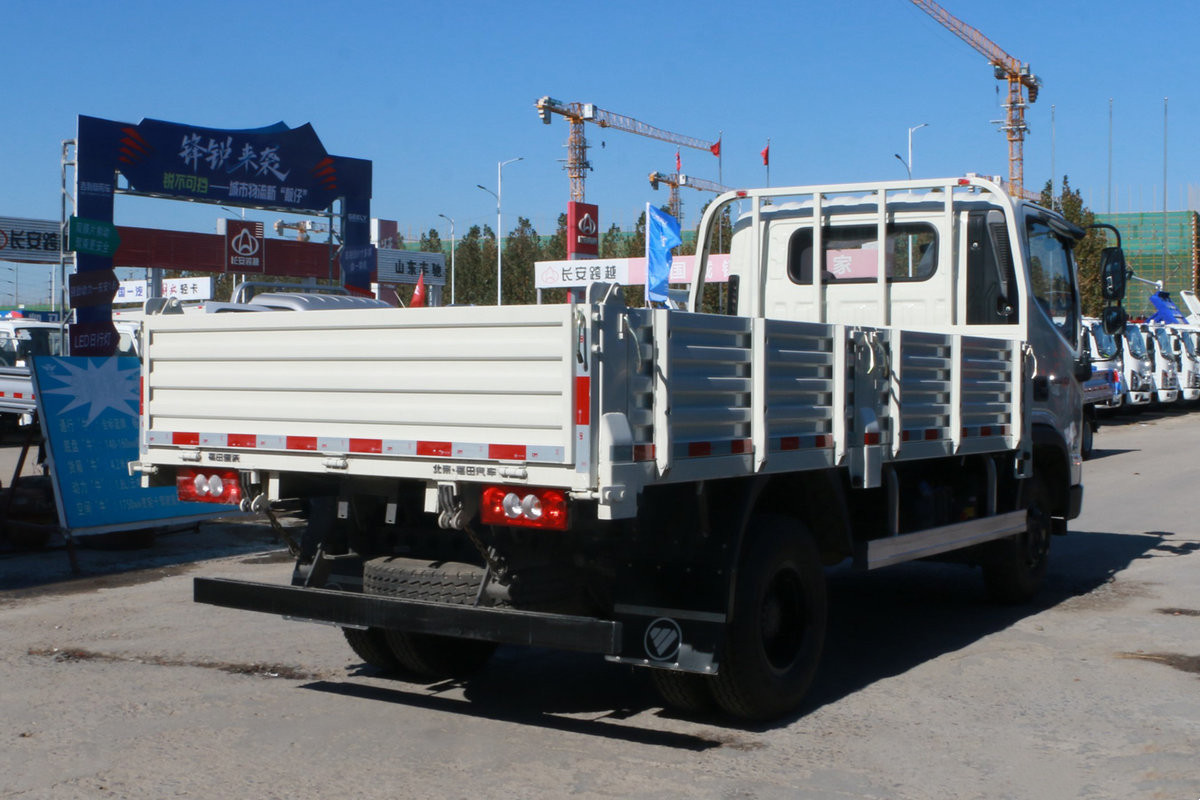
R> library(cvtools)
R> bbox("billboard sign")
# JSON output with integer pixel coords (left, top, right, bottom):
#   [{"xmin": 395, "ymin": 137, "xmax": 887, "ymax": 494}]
[
  {"xmin": 67, "ymin": 216, "xmax": 120, "ymax": 257},
  {"xmin": 376, "ymin": 249, "xmax": 445, "ymax": 285},
  {"xmin": 535, "ymin": 254, "xmax": 731, "ymax": 291},
  {"xmin": 223, "ymin": 220, "xmax": 265, "ymax": 272},
  {"xmin": 97, "ymin": 118, "xmax": 359, "ymax": 214},
  {"xmin": 31, "ymin": 356, "xmax": 235, "ymax": 535},
  {"xmin": 567, "ymin": 202, "xmax": 599, "ymax": 259},
  {"xmin": 0, "ymin": 217, "xmax": 62, "ymax": 264},
  {"xmin": 67, "ymin": 268, "xmax": 120, "ymax": 308}
]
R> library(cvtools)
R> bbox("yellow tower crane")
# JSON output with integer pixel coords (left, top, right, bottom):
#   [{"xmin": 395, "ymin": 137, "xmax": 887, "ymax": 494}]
[
  {"xmin": 911, "ymin": 0, "xmax": 1041, "ymax": 198},
  {"xmin": 536, "ymin": 96, "xmax": 718, "ymax": 204},
  {"xmin": 649, "ymin": 171, "xmax": 731, "ymax": 222}
]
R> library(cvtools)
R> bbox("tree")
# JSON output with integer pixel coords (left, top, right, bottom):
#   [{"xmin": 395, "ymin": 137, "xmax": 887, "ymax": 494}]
[
  {"xmin": 502, "ymin": 216, "xmax": 541, "ymax": 305},
  {"xmin": 418, "ymin": 228, "xmax": 443, "ymax": 254},
  {"xmin": 1040, "ymin": 176, "xmax": 1103, "ymax": 316},
  {"xmin": 543, "ymin": 213, "xmax": 568, "ymax": 262},
  {"xmin": 453, "ymin": 225, "xmax": 488, "ymax": 306},
  {"xmin": 600, "ymin": 222, "xmax": 624, "ymax": 259}
]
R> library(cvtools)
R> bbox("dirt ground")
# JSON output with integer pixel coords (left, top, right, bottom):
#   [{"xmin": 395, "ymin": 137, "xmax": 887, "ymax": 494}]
[{"xmin": 1, "ymin": 409, "xmax": 1198, "ymax": 799}]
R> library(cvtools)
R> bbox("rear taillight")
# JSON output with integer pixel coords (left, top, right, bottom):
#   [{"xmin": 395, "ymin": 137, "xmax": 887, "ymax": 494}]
[
  {"xmin": 480, "ymin": 486, "xmax": 568, "ymax": 531},
  {"xmin": 177, "ymin": 467, "xmax": 242, "ymax": 505}
]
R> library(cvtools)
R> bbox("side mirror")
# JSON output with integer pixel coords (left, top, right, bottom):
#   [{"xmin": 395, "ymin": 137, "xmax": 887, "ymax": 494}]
[
  {"xmin": 1101, "ymin": 306, "xmax": 1127, "ymax": 336},
  {"xmin": 1100, "ymin": 247, "xmax": 1127, "ymax": 301}
]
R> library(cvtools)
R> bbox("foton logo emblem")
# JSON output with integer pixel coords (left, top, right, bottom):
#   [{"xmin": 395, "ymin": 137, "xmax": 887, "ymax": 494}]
[{"xmin": 644, "ymin": 618, "xmax": 682, "ymax": 661}]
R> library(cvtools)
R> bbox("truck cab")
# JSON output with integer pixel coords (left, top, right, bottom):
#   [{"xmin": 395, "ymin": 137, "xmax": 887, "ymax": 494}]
[{"xmin": 1141, "ymin": 322, "xmax": 1180, "ymax": 404}]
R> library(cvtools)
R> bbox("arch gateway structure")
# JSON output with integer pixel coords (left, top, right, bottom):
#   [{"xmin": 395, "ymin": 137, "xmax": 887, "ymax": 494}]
[{"xmin": 70, "ymin": 115, "xmax": 373, "ymax": 354}]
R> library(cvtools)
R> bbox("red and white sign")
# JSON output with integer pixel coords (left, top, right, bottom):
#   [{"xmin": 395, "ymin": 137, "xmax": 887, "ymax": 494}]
[
  {"xmin": 224, "ymin": 220, "xmax": 265, "ymax": 273},
  {"xmin": 567, "ymin": 202, "xmax": 599, "ymax": 260},
  {"xmin": 534, "ymin": 254, "xmax": 731, "ymax": 290}
]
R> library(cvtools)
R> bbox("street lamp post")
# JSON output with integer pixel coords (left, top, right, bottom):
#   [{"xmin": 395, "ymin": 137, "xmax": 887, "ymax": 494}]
[
  {"xmin": 477, "ymin": 156, "xmax": 523, "ymax": 305},
  {"xmin": 894, "ymin": 123, "xmax": 929, "ymax": 179},
  {"xmin": 438, "ymin": 213, "xmax": 456, "ymax": 305},
  {"xmin": 893, "ymin": 124, "xmax": 927, "ymax": 278}
]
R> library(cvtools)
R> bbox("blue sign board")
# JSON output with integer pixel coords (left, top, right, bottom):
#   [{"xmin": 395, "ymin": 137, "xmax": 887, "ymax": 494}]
[
  {"xmin": 31, "ymin": 356, "xmax": 234, "ymax": 535},
  {"xmin": 73, "ymin": 115, "xmax": 374, "ymax": 354}
]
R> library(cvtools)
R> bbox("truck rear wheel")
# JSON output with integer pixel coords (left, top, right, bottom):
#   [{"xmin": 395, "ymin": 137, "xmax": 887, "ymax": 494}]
[
  {"xmin": 983, "ymin": 478, "xmax": 1051, "ymax": 604},
  {"xmin": 342, "ymin": 627, "xmax": 403, "ymax": 672},
  {"xmin": 383, "ymin": 630, "xmax": 496, "ymax": 680},
  {"xmin": 650, "ymin": 669, "xmax": 717, "ymax": 714},
  {"xmin": 710, "ymin": 515, "xmax": 827, "ymax": 721}
]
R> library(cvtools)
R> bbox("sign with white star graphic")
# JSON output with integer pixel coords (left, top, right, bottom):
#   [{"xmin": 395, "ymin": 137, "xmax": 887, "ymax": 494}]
[{"xmin": 31, "ymin": 357, "xmax": 234, "ymax": 535}]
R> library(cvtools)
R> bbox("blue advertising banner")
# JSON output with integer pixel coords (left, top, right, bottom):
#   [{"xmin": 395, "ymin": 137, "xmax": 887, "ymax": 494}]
[
  {"xmin": 73, "ymin": 115, "xmax": 374, "ymax": 354},
  {"xmin": 31, "ymin": 356, "xmax": 235, "ymax": 535}
]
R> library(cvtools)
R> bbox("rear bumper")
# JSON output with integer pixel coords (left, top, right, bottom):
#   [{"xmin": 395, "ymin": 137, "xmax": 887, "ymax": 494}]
[{"xmin": 194, "ymin": 577, "xmax": 622, "ymax": 655}]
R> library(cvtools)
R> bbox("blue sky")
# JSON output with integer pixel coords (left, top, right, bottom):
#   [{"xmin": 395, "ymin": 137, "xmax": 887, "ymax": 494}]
[{"xmin": 2, "ymin": 0, "xmax": 1198, "ymax": 302}]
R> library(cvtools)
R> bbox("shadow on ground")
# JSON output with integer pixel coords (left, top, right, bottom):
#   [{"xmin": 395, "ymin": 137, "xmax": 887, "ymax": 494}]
[
  {"xmin": 0, "ymin": 519, "xmax": 292, "ymax": 597},
  {"xmin": 302, "ymin": 525, "xmax": 1183, "ymax": 736}
]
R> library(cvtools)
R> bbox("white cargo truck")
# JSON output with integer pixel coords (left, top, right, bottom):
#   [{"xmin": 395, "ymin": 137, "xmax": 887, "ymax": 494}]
[{"xmin": 132, "ymin": 177, "xmax": 1128, "ymax": 720}]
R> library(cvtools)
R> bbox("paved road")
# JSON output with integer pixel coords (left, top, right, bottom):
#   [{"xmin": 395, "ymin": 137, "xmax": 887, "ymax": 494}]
[{"xmin": 1, "ymin": 410, "xmax": 1198, "ymax": 799}]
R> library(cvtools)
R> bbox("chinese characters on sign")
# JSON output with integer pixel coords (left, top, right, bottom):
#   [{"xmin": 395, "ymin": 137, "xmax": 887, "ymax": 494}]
[
  {"xmin": 376, "ymin": 249, "xmax": 446, "ymax": 285},
  {"xmin": 533, "ymin": 255, "xmax": 731, "ymax": 291},
  {"xmin": 0, "ymin": 216, "xmax": 62, "ymax": 264},
  {"xmin": 114, "ymin": 278, "xmax": 213, "ymax": 304}
]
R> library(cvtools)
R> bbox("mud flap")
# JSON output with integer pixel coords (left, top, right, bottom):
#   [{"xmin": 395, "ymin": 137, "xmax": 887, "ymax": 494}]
[{"xmin": 607, "ymin": 605, "xmax": 725, "ymax": 674}]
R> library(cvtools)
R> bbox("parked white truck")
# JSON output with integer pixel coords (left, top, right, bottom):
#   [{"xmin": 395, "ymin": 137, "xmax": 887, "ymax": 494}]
[
  {"xmin": 0, "ymin": 319, "xmax": 64, "ymax": 428},
  {"xmin": 132, "ymin": 177, "xmax": 1127, "ymax": 720}
]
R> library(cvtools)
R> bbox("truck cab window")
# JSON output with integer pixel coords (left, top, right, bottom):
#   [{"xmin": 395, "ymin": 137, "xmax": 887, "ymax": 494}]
[
  {"xmin": 788, "ymin": 222, "xmax": 937, "ymax": 285},
  {"xmin": 1025, "ymin": 218, "xmax": 1079, "ymax": 345}
]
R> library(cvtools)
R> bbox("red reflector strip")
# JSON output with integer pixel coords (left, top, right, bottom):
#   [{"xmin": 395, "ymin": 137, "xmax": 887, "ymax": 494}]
[
  {"xmin": 688, "ymin": 442, "xmax": 712, "ymax": 457},
  {"xmin": 489, "ymin": 444, "xmax": 527, "ymax": 461},
  {"xmin": 575, "ymin": 376, "xmax": 591, "ymax": 425},
  {"xmin": 172, "ymin": 432, "xmax": 199, "ymax": 446},
  {"xmin": 286, "ymin": 436, "xmax": 318, "ymax": 451},
  {"xmin": 417, "ymin": 441, "xmax": 452, "ymax": 457},
  {"xmin": 774, "ymin": 433, "xmax": 833, "ymax": 451},
  {"xmin": 864, "ymin": 432, "xmax": 881, "ymax": 445},
  {"xmin": 731, "ymin": 439, "xmax": 752, "ymax": 454},
  {"xmin": 227, "ymin": 434, "xmax": 256, "ymax": 448},
  {"xmin": 633, "ymin": 444, "xmax": 655, "ymax": 461},
  {"xmin": 349, "ymin": 438, "xmax": 382, "ymax": 454}
]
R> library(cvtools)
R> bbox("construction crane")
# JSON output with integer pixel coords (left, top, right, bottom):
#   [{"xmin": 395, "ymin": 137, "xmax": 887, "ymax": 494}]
[
  {"xmin": 537, "ymin": 96, "xmax": 718, "ymax": 203},
  {"xmin": 648, "ymin": 171, "xmax": 732, "ymax": 221},
  {"xmin": 911, "ymin": 0, "xmax": 1041, "ymax": 198}
]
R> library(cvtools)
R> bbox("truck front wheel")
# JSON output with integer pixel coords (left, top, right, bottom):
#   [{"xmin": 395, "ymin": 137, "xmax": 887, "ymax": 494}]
[
  {"xmin": 982, "ymin": 478, "xmax": 1051, "ymax": 604},
  {"xmin": 710, "ymin": 515, "xmax": 827, "ymax": 721}
]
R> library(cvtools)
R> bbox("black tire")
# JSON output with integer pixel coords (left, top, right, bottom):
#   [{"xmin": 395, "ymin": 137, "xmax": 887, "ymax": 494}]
[
  {"xmin": 364, "ymin": 557, "xmax": 485, "ymax": 605},
  {"xmin": 982, "ymin": 478, "xmax": 1051, "ymax": 604},
  {"xmin": 650, "ymin": 669, "xmax": 717, "ymax": 714},
  {"xmin": 710, "ymin": 515, "xmax": 827, "ymax": 721},
  {"xmin": 1080, "ymin": 420, "xmax": 1094, "ymax": 460},
  {"xmin": 342, "ymin": 627, "xmax": 404, "ymax": 672},
  {"xmin": 383, "ymin": 630, "xmax": 497, "ymax": 680}
]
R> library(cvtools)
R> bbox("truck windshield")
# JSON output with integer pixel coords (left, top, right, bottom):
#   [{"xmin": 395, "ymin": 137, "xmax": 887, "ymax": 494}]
[
  {"xmin": 1153, "ymin": 327, "xmax": 1174, "ymax": 356},
  {"xmin": 1123, "ymin": 324, "xmax": 1148, "ymax": 359},
  {"xmin": 1087, "ymin": 322, "xmax": 1118, "ymax": 359},
  {"xmin": 1179, "ymin": 330, "xmax": 1198, "ymax": 358},
  {"xmin": 0, "ymin": 326, "xmax": 63, "ymax": 367}
]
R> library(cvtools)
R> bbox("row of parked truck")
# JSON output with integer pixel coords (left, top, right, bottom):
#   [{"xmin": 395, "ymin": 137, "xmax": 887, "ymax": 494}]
[{"xmin": 1081, "ymin": 293, "xmax": 1200, "ymax": 457}]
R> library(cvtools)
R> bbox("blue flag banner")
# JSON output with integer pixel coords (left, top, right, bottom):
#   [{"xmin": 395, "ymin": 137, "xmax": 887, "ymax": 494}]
[{"xmin": 646, "ymin": 204, "xmax": 682, "ymax": 304}]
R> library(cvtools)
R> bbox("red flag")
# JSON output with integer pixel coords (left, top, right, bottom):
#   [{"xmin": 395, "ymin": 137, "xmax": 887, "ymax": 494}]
[
  {"xmin": 410, "ymin": 271, "xmax": 426, "ymax": 308},
  {"xmin": 761, "ymin": 144, "xmax": 770, "ymax": 166},
  {"xmin": 675, "ymin": 150, "xmax": 681, "ymax": 172},
  {"xmin": 710, "ymin": 138, "xmax": 721, "ymax": 157}
]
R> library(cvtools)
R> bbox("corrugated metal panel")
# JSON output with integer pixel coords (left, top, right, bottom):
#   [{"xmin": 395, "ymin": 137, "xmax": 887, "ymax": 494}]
[{"xmin": 144, "ymin": 305, "xmax": 578, "ymax": 462}]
